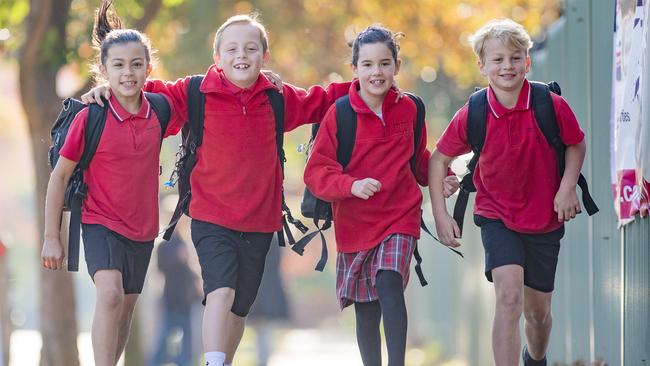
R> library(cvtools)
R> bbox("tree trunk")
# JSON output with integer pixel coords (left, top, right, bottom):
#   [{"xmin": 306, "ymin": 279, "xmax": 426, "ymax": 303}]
[{"xmin": 18, "ymin": 1, "xmax": 79, "ymax": 365}]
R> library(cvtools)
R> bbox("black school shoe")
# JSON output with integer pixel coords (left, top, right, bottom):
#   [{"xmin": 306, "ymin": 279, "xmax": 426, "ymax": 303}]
[{"xmin": 522, "ymin": 345, "xmax": 547, "ymax": 366}]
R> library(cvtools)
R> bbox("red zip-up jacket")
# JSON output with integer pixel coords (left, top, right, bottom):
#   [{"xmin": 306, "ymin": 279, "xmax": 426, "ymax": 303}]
[
  {"xmin": 145, "ymin": 65, "xmax": 349, "ymax": 232},
  {"xmin": 304, "ymin": 81, "xmax": 430, "ymax": 253}
]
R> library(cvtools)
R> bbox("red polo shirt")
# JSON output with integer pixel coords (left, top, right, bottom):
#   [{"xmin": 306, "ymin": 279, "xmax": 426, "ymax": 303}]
[
  {"xmin": 60, "ymin": 93, "xmax": 171, "ymax": 241},
  {"xmin": 436, "ymin": 80, "xmax": 584, "ymax": 233}
]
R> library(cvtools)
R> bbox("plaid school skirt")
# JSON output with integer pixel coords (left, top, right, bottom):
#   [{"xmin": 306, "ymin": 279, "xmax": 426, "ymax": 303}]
[{"xmin": 336, "ymin": 233, "xmax": 416, "ymax": 310}]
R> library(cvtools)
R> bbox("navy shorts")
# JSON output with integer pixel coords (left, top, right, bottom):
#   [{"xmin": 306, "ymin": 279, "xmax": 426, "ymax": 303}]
[
  {"xmin": 190, "ymin": 219, "xmax": 273, "ymax": 316},
  {"xmin": 474, "ymin": 215, "xmax": 564, "ymax": 293},
  {"xmin": 82, "ymin": 224, "xmax": 154, "ymax": 294}
]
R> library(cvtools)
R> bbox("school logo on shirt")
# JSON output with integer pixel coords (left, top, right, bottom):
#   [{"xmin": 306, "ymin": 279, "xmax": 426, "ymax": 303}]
[{"xmin": 390, "ymin": 121, "xmax": 412, "ymax": 135}]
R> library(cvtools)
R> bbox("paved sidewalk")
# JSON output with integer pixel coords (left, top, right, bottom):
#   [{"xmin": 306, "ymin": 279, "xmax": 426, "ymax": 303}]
[
  {"xmin": 8, "ymin": 328, "xmax": 360, "ymax": 366},
  {"xmin": 268, "ymin": 328, "xmax": 362, "ymax": 366}
]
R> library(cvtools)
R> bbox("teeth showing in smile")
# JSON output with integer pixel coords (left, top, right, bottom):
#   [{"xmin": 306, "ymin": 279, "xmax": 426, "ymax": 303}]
[
  {"xmin": 234, "ymin": 64, "xmax": 249, "ymax": 70},
  {"xmin": 122, "ymin": 81, "xmax": 136, "ymax": 86},
  {"xmin": 370, "ymin": 80, "xmax": 385, "ymax": 85}
]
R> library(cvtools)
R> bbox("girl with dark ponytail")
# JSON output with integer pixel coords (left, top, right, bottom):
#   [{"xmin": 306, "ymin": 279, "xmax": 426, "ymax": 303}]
[{"xmin": 41, "ymin": 2, "xmax": 179, "ymax": 365}]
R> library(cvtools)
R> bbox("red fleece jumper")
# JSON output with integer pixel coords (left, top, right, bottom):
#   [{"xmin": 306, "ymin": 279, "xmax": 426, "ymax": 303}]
[
  {"xmin": 144, "ymin": 65, "xmax": 350, "ymax": 233},
  {"xmin": 304, "ymin": 81, "xmax": 430, "ymax": 253}
]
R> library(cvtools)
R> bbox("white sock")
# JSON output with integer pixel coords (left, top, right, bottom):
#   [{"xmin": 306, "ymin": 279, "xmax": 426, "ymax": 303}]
[
  {"xmin": 204, "ymin": 351, "xmax": 226, "ymax": 366},
  {"xmin": 224, "ymin": 364, "xmax": 232, "ymax": 366}
]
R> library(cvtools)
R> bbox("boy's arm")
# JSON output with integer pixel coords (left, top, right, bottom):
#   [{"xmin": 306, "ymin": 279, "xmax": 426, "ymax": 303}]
[
  {"xmin": 282, "ymin": 81, "xmax": 352, "ymax": 132},
  {"xmin": 42, "ymin": 157, "xmax": 77, "ymax": 270},
  {"xmin": 304, "ymin": 107, "xmax": 358, "ymax": 202},
  {"xmin": 553, "ymin": 140, "xmax": 585, "ymax": 222},
  {"xmin": 429, "ymin": 149, "xmax": 461, "ymax": 247}
]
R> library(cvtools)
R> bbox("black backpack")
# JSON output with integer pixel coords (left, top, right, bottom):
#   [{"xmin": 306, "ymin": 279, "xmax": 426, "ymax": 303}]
[
  {"xmin": 297, "ymin": 93, "xmax": 463, "ymax": 286},
  {"xmin": 452, "ymin": 81, "xmax": 599, "ymax": 234},
  {"xmin": 49, "ymin": 92, "xmax": 171, "ymax": 271},
  {"xmin": 162, "ymin": 75, "xmax": 308, "ymax": 246}
]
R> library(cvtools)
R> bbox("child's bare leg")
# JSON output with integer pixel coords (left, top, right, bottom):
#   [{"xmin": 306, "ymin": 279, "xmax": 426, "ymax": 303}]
[
  {"xmin": 92, "ymin": 269, "xmax": 124, "ymax": 366},
  {"xmin": 203, "ymin": 287, "xmax": 236, "ymax": 352},
  {"xmin": 114, "ymin": 294, "xmax": 139, "ymax": 362},
  {"xmin": 491, "ymin": 265, "xmax": 524, "ymax": 366},
  {"xmin": 224, "ymin": 312, "xmax": 246, "ymax": 364},
  {"xmin": 523, "ymin": 287, "xmax": 553, "ymax": 360}
]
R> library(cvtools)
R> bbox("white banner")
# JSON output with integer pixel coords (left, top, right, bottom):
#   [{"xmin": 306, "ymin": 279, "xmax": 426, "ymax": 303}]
[{"xmin": 612, "ymin": 0, "xmax": 650, "ymax": 226}]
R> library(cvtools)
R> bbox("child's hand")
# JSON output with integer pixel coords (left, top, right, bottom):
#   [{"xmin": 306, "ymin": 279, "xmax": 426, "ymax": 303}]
[
  {"xmin": 351, "ymin": 178, "xmax": 381, "ymax": 200},
  {"xmin": 42, "ymin": 237, "xmax": 66, "ymax": 270},
  {"xmin": 433, "ymin": 213, "xmax": 462, "ymax": 247},
  {"xmin": 442, "ymin": 175, "xmax": 460, "ymax": 198},
  {"xmin": 554, "ymin": 185, "xmax": 581, "ymax": 222},
  {"xmin": 262, "ymin": 70, "xmax": 283, "ymax": 93},
  {"xmin": 81, "ymin": 85, "xmax": 111, "ymax": 106}
]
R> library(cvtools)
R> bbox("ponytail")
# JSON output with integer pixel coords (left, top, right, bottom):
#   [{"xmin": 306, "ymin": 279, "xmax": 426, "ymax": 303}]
[{"xmin": 92, "ymin": 0, "xmax": 122, "ymax": 48}]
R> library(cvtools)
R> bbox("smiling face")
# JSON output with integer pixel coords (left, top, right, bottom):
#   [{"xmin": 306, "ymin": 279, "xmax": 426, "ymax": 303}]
[
  {"xmin": 213, "ymin": 22, "xmax": 269, "ymax": 89},
  {"xmin": 479, "ymin": 37, "xmax": 530, "ymax": 96},
  {"xmin": 352, "ymin": 42, "xmax": 400, "ymax": 104},
  {"xmin": 100, "ymin": 41, "xmax": 151, "ymax": 101}
]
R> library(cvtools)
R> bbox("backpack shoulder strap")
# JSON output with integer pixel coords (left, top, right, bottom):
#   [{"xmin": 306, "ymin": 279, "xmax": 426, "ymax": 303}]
[
  {"xmin": 144, "ymin": 92, "xmax": 171, "ymax": 139},
  {"xmin": 78, "ymin": 100, "xmax": 109, "ymax": 170},
  {"xmin": 265, "ymin": 88, "xmax": 285, "ymax": 172},
  {"xmin": 334, "ymin": 95, "xmax": 356, "ymax": 169},
  {"xmin": 530, "ymin": 81, "xmax": 599, "ymax": 216},
  {"xmin": 404, "ymin": 92, "xmax": 425, "ymax": 173},
  {"xmin": 467, "ymin": 87, "xmax": 488, "ymax": 154},
  {"xmin": 265, "ymin": 88, "xmax": 309, "ymax": 245},
  {"xmin": 68, "ymin": 99, "xmax": 107, "ymax": 272},
  {"xmin": 453, "ymin": 87, "xmax": 487, "ymax": 235},
  {"xmin": 187, "ymin": 75, "xmax": 206, "ymax": 147},
  {"xmin": 530, "ymin": 81, "xmax": 562, "ymax": 152}
]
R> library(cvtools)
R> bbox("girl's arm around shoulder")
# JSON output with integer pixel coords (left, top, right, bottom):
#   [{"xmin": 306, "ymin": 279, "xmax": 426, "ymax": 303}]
[
  {"xmin": 42, "ymin": 156, "xmax": 78, "ymax": 270},
  {"xmin": 282, "ymin": 81, "xmax": 352, "ymax": 132},
  {"xmin": 303, "ymin": 106, "xmax": 357, "ymax": 202}
]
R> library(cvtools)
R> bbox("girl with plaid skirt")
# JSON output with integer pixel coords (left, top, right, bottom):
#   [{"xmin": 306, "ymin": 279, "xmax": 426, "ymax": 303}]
[{"xmin": 304, "ymin": 25, "xmax": 457, "ymax": 366}]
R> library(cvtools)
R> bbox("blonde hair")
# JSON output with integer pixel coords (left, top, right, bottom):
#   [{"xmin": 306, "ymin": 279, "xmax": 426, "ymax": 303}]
[
  {"xmin": 469, "ymin": 18, "xmax": 533, "ymax": 62},
  {"xmin": 213, "ymin": 13, "xmax": 269, "ymax": 54}
]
